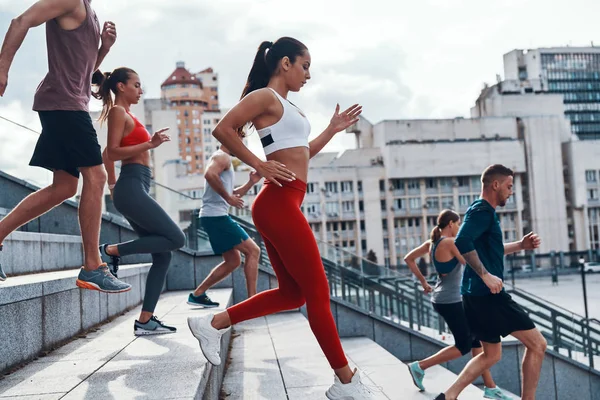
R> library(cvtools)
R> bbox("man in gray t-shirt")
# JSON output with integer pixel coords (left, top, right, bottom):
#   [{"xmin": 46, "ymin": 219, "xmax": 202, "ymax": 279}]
[{"xmin": 0, "ymin": 0, "xmax": 130, "ymax": 293}]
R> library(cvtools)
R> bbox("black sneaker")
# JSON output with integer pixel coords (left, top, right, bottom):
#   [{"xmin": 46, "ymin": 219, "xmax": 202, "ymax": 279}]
[
  {"xmin": 434, "ymin": 394, "xmax": 446, "ymax": 400},
  {"xmin": 187, "ymin": 292, "xmax": 220, "ymax": 308},
  {"xmin": 99, "ymin": 244, "xmax": 120, "ymax": 277},
  {"xmin": 0, "ymin": 244, "xmax": 6, "ymax": 281},
  {"xmin": 134, "ymin": 316, "xmax": 177, "ymax": 336}
]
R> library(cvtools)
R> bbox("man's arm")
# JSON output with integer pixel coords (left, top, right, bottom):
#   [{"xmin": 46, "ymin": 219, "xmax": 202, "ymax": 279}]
[
  {"xmin": 94, "ymin": 21, "xmax": 116, "ymax": 72},
  {"xmin": 233, "ymin": 171, "xmax": 261, "ymax": 197},
  {"xmin": 504, "ymin": 232, "xmax": 541, "ymax": 255},
  {"xmin": 0, "ymin": 0, "xmax": 80, "ymax": 96}
]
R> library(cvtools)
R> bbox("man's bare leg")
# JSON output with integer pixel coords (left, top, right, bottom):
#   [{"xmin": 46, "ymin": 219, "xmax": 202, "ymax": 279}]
[
  {"xmin": 0, "ymin": 170, "xmax": 77, "ymax": 243},
  {"xmin": 444, "ymin": 342, "xmax": 502, "ymax": 400},
  {"xmin": 511, "ymin": 329, "xmax": 547, "ymax": 400},
  {"xmin": 194, "ymin": 249, "xmax": 241, "ymax": 296},
  {"xmin": 78, "ymin": 165, "xmax": 106, "ymax": 271}
]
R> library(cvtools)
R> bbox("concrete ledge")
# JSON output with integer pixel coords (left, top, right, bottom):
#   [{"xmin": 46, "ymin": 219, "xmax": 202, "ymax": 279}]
[{"xmin": 0, "ymin": 263, "xmax": 151, "ymax": 374}]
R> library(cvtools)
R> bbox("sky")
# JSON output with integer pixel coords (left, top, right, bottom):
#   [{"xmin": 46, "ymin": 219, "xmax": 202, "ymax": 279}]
[{"xmin": 0, "ymin": 0, "xmax": 599, "ymax": 186}]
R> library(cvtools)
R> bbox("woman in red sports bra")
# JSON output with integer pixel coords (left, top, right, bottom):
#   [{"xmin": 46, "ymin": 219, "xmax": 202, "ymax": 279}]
[{"xmin": 92, "ymin": 67, "xmax": 186, "ymax": 336}]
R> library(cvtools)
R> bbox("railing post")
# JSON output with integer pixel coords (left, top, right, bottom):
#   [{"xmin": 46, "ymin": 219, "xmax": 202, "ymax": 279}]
[{"xmin": 551, "ymin": 310, "xmax": 559, "ymax": 352}]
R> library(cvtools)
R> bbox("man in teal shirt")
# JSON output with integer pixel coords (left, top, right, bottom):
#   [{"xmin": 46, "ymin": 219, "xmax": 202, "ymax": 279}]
[{"xmin": 435, "ymin": 165, "xmax": 545, "ymax": 400}]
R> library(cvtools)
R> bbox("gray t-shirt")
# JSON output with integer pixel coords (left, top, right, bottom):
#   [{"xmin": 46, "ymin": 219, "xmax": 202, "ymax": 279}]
[
  {"xmin": 430, "ymin": 237, "xmax": 463, "ymax": 304},
  {"xmin": 200, "ymin": 151, "xmax": 234, "ymax": 217}
]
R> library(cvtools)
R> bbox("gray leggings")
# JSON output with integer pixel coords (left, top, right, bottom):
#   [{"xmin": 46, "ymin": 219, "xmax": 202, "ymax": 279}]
[{"xmin": 113, "ymin": 164, "xmax": 186, "ymax": 313}]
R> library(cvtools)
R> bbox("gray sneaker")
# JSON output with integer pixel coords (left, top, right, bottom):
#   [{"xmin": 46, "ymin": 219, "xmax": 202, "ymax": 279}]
[
  {"xmin": 76, "ymin": 264, "xmax": 132, "ymax": 293},
  {"xmin": 0, "ymin": 244, "xmax": 6, "ymax": 281},
  {"xmin": 134, "ymin": 316, "xmax": 177, "ymax": 336}
]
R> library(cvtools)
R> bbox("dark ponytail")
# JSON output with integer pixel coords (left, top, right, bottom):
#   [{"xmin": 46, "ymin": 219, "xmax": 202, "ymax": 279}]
[
  {"xmin": 240, "ymin": 36, "xmax": 308, "ymax": 100},
  {"xmin": 430, "ymin": 209, "xmax": 460, "ymax": 242},
  {"xmin": 92, "ymin": 67, "xmax": 137, "ymax": 123}
]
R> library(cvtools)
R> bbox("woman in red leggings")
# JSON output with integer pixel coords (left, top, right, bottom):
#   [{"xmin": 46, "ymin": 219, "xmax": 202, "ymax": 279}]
[{"xmin": 187, "ymin": 37, "xmax": 371, "ymax": 399}]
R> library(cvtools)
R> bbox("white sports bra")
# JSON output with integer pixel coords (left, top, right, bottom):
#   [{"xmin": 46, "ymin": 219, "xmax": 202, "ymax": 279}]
[{"xmin": 257, "ymin": 88, "xmax": 311, "ymax": 156}]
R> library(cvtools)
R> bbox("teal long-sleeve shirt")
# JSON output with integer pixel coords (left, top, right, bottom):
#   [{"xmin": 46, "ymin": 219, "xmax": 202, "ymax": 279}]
[{"xmin": 455, "ymin": 199, "xmax": 505, "ymax": 296}]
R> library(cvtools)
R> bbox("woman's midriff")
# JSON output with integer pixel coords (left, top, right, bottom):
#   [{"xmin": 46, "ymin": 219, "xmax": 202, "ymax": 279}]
[
  {"xmin": 266, "ymin": 146, "xmax": 310, "ymax": 182},
  {"xmin": 122, "ymin": 151, "xmax": 151, "ymax": 167}
]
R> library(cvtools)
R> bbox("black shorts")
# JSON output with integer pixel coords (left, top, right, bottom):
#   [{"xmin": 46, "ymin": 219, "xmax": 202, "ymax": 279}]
[
  {"xmin": 463, "ymin": 291, "xmax": 536, "ymax": 344},
  {"xmin": 433, "ymin": 301, "xmax": 481, "ymax": 355},
  {"xmin": 30, "ymin": 111, "xmax": 103, "ymax": 178}
]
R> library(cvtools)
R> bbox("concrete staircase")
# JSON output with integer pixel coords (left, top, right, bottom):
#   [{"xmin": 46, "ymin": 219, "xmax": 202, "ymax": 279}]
[
  {"xmin": 222, "ymin": 312, "xmax": 515, "ymax": 399},
  {"xmin": 0, "ymin": 289, "xmax": 233, "ymax": 399}
]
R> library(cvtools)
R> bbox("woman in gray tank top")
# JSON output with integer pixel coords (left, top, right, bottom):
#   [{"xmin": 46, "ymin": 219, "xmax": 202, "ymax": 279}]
[{"xmin": 404, "ymin": 210, "xmax": 511, "ymax": 399}]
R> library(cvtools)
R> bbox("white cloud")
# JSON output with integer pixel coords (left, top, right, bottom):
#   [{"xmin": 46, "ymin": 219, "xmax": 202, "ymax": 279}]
[{"xmin": 1, "ymin": 0, "xmax": 600, "ymax": 183}]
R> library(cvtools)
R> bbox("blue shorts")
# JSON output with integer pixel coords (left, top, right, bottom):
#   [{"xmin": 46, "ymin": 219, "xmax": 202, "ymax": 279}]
[{"xmin": 200, "ymin": 215, "xmax": 250, "ymax": 254}]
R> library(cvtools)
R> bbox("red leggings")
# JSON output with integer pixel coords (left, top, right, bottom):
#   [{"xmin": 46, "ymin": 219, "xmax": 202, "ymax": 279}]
[{"xmin": 227, "ymin": 179, "xmax": 348, "ymax": 369}]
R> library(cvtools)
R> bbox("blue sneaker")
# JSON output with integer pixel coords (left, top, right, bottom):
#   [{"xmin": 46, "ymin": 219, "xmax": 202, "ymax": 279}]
[
  {"xmin": 187, "ymin": 292, "xmax": 220, "ymax": 308},
  {"xmin": 76, "ymin": 264, "xmax": 132, "ymax": 293},
  {"xmin": 134, "ymin": 316, "xmax": 176, "ymax": 336},
  {"xmin": 0, "ymin": 244, "xmax": 6, "ymax": 281},
  {"xmin": 484, "ymin": 386, "xmax": 513, "ymax": 399},
  {"xmin": 99, "ymin": 244, "xmax": 120, "ymax": 277},
  {"xmin": 407, "ymin": 361, "xmax": 425, "ymax": 391}
]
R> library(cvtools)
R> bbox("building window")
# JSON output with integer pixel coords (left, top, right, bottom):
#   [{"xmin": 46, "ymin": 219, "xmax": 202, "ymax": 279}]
[
  {"xmin": 395, "ymin": 199, "xmax": 405, "ymax": 209},
  {"xmin": 409, "ymin": 197, "xmax": 421, "ymax": 209},
  {"xmin": 441, "ymin": 196, "xmax": 453, "ymax": 209},
  {"xmin": 307, "ymin": 182, "xmax": 319, "ymax": 194},
  {"xmin": 357, "ymin": 181, "xmax": 363, "ymax": 192},
  {"xmin": 381, "ymin": 199, "xmax": 386, "ymax": 211},
  {"xmin": 359, "ymin": 200, "xmax": 364, "ymax": 212},
  {"xmin": 389, "ymin": 179, "xmax": 404, "ymax": 190},
  {"xmin": 382, "ymin": 219, "xmax": 388, "ymax": 230},
  {"xmin": 305, "ymin": 203, "xmax": 320, "ymax": 214},
  {"xmin": 203, "ymin": 119, "xmax": 211, "ymax": 124},
  {"xmin": 459, "ymin": 195, "xmax": 471, "ymax": 206},
  {"xmin": 342, "ymin": 201, "xmax": 354, "ymax": 212},
  {"xmin": 589, "ymin": 189, "xmax": 599, "ymax": 200},
  {"xmin": 425, "ymin": 178, "xmax": 437, "ymax": 189},
  {"xmin": 326, "ymin": 202, "xmax": 339, "ymax": 214},
  {"xmin": 457, "ymin": 177, "xmax": 469, "ymax": 187},
  {"xmin": 586, "ymin": 170, "xmax": 598, "ymax": 183},
  {"xmin": 379, "ymin": 180, "xmax": 385, "ymax": 192},
  {"xmin": 341, "ymin": 181, "xmax": 353, "ymax": 193},
  {"xmin": 325, "ymin": 181, "xmax": 338, "ymax": 193},
  {"xmin": 426, "ymin": 197, "xmax": 439, "ymax": 209},
  {"xmin": 407, "ymin": 179, "xmax": 420, "ymax": 190}
]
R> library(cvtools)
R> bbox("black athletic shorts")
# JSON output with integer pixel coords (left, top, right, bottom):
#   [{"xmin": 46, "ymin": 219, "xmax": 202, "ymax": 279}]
[
  {"xmin": 463, "ymin": 291, "xmax": 536, "ymax": 344},
  {"xmin": 433, "ymin": 301, "xmax": 481, "ymax": 355},
  {"xmin": 30, "ymin": 111, "xmax": 103, "ymax": 178}
]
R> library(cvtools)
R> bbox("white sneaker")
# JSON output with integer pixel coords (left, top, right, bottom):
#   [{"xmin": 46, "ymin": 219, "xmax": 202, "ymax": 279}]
[
  {"xmin": 187, "ymin": 313, "xmax": 228, "ymax": 365},
  {"xmin": 325, "ymin": 368, "xmax": 376, "ymax": 399}
]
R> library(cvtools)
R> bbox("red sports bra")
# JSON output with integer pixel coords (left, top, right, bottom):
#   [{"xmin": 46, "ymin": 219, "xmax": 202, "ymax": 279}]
[{"xmin": 120, "ymin": 110, "xmax": 152, "ymax": 147}]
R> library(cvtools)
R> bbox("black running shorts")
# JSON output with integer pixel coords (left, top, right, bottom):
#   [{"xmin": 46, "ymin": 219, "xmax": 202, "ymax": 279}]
[
  {"xmin": 30, "ymin": 111, "xmax": 103, "ymax": 178},
  {"xmin": 463, "ymin": 291, "xmax": 536, "ymax": 344}
]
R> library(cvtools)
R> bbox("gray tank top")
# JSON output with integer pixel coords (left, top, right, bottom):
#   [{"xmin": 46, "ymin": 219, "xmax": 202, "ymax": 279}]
[
  {"xmin": 200, "ymin": 151, "xmax": 234, "ymax": 217},
  {"xmin": 33, "ymin": 0, "xmax": 100, "ymax": 112},
  {"xmin": 430, "ymin": 237, "xmax": 463, "ymax": 304}
]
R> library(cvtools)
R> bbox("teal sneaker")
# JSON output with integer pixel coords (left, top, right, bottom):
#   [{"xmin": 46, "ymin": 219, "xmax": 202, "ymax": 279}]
[
  {"xmin": 187, "ymin": 292, "xmax": 220, "ymax": 308},
  {"xmin": 76, "ymin": 264, "xmax": 132, "ymax": 293},
  {"xmin": 134, "ymin": 316, "xmax": 176, "ymax": 336},
  {"xmin": 484, "ymin": 386, "xmax": 513, "ymax": 399},
  {"xmin": 407, "ymin": 361, "xmax": 425, "ymax": 391},
  {"xmin": 0, "ymin": 244, "xmax": 6, "ymax": 281}
]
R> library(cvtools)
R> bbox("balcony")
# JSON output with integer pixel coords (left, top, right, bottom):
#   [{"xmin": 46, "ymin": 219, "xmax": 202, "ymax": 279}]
[
  {"xmin": 393, "ymin": 208, "xmax": 408, "ymax": 217},
  {"xmin": 342, "ymin": 211, "xmax": 357, "ymax": 220},
  {"xmin": 341, "ymin": 192, "xmax": 355, "ymax": 200},
  {"xmin": 408, "ymin": 207, "xmax": 422, "ymax": 216}
]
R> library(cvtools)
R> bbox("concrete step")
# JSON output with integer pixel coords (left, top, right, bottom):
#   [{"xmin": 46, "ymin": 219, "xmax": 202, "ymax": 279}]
[
  {"xmin": 342, "ymin": 337, "xmax": 485, "ymax": 400},
  {"xmin": 222, "ymin": 312, "xmax": 519, "ymax": 400},
  {"xmin": 1, "ymin": 231, "xmax": 84, "ymax": 276},
  {"xmin": 0, "ymin": 289, "xmax": 233, "ymax": 399},
  {"xmin": 0, "ymin": 264, "xmax": 153, "ymax": 374}
]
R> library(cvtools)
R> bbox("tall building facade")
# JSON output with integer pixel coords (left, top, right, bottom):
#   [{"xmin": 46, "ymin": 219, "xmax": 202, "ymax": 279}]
[
  {"xmin": 158, "ymin": 62, "xmax": 221, "ymax": 174},
  {"xmin": 502, "ymin": 47, "xmax": 600, "ymax": 140}
]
